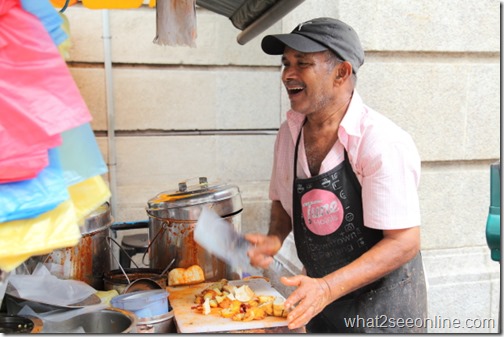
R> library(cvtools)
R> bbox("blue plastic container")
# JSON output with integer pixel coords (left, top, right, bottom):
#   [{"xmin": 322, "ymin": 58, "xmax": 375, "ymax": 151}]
[{"xmin": 110, "ymin": 289, "xmax": 169, "ymax": 318}]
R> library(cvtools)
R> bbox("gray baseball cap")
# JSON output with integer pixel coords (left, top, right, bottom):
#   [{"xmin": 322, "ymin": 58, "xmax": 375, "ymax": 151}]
[{"xmin": 261, "ymin": 17, "xmax": 364, "ymax": 74}]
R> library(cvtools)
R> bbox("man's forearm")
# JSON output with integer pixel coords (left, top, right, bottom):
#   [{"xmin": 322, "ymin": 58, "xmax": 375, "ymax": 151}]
[
  {"xmin": 322, "ymin": 226, "xmax": 421, "ymax": 301},
  {"xmin": 267, "ymin": 200, "xmax": 293, "ymax": 246}
]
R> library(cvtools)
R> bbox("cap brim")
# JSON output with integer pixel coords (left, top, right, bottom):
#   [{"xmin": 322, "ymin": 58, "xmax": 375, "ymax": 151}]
[{"xmin": 261, "ymin": 33, "xmax": 328, "ymax": 55}]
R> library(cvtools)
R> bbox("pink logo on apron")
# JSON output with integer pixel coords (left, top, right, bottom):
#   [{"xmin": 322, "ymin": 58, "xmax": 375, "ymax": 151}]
[{"xmin": 301, "ymin": 189, "xmax": 344, "ymax": 235}]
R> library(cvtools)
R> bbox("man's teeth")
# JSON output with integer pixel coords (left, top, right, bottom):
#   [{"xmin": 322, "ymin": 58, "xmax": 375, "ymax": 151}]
[{"xmin": 288, "ymin": 87, "xmax": 304, "ymax": 93}]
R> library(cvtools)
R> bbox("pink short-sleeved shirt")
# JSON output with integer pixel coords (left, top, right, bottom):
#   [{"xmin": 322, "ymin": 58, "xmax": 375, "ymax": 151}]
[{"xmin": 269, "ymin": 91, "xmax": 421, "ymax": 230}]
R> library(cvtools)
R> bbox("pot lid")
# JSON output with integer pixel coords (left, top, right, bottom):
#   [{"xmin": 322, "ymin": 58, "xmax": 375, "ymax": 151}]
[
  {"xmin": 79, "ymin": 202, "xmax": 113, "ymax": 235},
  {"xmin": 147, "ymin": 177, "xmax": 241, "ymax": 211}
]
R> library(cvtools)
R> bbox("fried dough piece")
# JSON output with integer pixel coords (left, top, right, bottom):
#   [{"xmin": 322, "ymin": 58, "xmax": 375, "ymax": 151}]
[{"xmin": 168, "ymin": 265, "xmax": 205, "ymax": 286}]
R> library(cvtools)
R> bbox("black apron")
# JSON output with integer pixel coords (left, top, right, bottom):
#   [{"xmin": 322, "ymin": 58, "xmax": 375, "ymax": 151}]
[{"xmin": 292, "ymin": 124, "xmax": 427, "ymax": 333}]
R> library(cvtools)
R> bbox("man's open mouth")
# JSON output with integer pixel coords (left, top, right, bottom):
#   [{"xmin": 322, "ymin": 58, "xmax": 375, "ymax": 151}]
[{"xmin": 287, "ymin": 86, "xmax": 305, "ymax": 95}]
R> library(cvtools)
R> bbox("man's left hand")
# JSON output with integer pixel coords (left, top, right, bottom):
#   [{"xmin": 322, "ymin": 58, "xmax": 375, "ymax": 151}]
[{"xmin": 281, "ymin": 275, "xmax": 332, "ymax": 330}]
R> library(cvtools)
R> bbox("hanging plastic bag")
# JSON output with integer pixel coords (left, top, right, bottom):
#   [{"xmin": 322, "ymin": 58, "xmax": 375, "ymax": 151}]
[
  {"xmin": 0, "ymin": 199, "xmax": 81, "ymax": 272},
  {"xmin": 58, "ymin": 123, "xmax": 108, "ymax": 187},
  {"xmin": 0, "ymin": 148, "xmax": 49, "ymax": 183},
  {"xmin": 0, "ymin": 98, "xmax": 63, "ymax": 164},
  {"xmin": 0, "ymin": 148, "xmax": 69, "ymax": 223},
  {"xmin": 68, "ymin": 175, "xmax": 111, "ymax": 223},
  {"xmin": 0, "ymin": 0, "xmax": 92, "ymax": 145},
  {"xmin": 57, "ymin": 13, "xmax": 72, "ymax": 60},
  {"xmin": 21, "ymin": 0, "xmax": 68, "ymax": 46}
]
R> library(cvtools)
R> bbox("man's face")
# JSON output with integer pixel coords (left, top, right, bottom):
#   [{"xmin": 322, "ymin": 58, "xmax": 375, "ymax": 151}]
[{"xmin": 281, "ymin": 47, "xmax": 337, "ymax": 115}]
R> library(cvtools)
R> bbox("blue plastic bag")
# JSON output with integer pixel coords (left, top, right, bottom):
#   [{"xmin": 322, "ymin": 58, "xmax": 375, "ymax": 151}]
[
  {"xmin": 0, "ymin": 148, "xmax": 69, "ymax": 223},
  {"xmin": 21, "ymin": 0, "xmax": 68, "ymax": 46},
  {"xmin": 58, "ymin": 123, "xmax": 108, "ymax": 186}
]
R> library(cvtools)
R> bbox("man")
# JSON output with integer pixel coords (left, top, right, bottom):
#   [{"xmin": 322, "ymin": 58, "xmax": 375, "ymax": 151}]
[{"xmin": 245, "ymin": 17, "xmax": 428, "ymax": 333}]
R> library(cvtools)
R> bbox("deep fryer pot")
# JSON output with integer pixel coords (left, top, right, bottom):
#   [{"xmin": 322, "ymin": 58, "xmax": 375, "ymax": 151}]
[
  {"xmin": 38, "ymin": 203, "xmax": 113, "ymax": 290},
  {"xmin": 146, "ymin": 177, "xmax": 243, "ymax": 282}
]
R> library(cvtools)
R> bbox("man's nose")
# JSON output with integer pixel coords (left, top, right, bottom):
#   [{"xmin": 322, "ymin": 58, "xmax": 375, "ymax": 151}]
[{"xmin": 282, "ymin": 66, "xmax": 295, "ymax": 82}]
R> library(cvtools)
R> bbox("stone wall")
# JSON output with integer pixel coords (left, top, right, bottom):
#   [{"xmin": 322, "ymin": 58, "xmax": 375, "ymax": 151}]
[{"xmin": 64, "ymin": 0, "xmax": 500, "ymax": 332}]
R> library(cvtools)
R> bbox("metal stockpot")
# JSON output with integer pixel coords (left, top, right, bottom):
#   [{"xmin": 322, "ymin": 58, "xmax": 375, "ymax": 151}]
[
  {"xmin": 42, "ymin": 203, "xmax": 113, "ymax": 290},
  {"xmin": 146, "ymin": 177, "xmax": 243, "ymax": 282}
]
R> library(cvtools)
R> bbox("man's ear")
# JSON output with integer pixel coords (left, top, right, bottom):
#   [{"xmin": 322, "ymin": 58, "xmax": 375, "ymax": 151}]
[{"xmin": 335, "ymin": 61, "xmax": 352, "ymax": 80}]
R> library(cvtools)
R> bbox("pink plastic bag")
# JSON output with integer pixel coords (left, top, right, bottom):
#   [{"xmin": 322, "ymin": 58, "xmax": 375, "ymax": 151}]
[
  {"xmin": 0, "ymin": 148, "xmax": 49, "ymax": 183},
  {"xmin": 0, "ymin": 0, "xmax": 91, "ymax": 166},
  {"xmin": 0, "ymin": 97, "xmax": 63, "ymax": 163}
]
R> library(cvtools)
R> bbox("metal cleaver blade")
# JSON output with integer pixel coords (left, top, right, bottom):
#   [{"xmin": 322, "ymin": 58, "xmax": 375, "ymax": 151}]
[{"xmin": 194, "ymin": 206, "xmax": 259, "ymax": 275}]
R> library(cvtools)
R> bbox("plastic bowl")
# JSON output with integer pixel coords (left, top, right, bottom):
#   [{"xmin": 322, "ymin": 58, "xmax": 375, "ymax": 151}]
[{"xmin": 110, "ymin": 289, "xmax": 169, "ymax": 318}]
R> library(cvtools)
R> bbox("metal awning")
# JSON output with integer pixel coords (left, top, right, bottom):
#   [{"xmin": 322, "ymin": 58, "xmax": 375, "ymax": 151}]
[{"xmin": 195, "ymin": 0, "xmax": 304, "ymax": 45}]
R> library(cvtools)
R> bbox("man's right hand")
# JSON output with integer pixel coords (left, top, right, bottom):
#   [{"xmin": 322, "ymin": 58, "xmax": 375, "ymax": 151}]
[{"xmin": 244, "ymin": 233, "xmax": 282, "ymax": 270}]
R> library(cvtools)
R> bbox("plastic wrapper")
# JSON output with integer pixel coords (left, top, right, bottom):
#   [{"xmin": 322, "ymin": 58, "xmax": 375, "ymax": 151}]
[
  {"xmin": 0, "ymin": 148, "xmax": 69, "ymax": 223},
  {"xmin": 0, "ymin": 199, "xmax": 81, "ymax": 272},
  {"xmin": 59, "ymin": 123, "xmax": 108, "ymax": 187}
]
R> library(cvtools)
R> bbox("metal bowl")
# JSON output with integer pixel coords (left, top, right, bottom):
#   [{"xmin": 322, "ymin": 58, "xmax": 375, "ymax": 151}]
[
  {"xmin": 103, "ymin": 268, "xmax": 166, "ymax": 294},
  {"xmin": 43, "ymin": 308, "xmax": 137, "ymax": 333},
  {"xmin": 137, "ymin": 310, "xmax": 175, "ymax": 333}
]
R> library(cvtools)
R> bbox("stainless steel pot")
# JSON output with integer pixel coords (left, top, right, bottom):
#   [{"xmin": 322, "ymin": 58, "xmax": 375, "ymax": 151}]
[
  {"xmin": 137, "ymin": 310, "xmax": 175, "ymax": 333},
  {"xmin": 146, "ymin": 177, "xmax": 243, "ymax": 281},
  {"xmin": 43, "ymin": 308, "xmax": 137, "ymax": 333},
  {"xmin": 41, "ymin": 203, "xmax": 113, "ymax": 290}
]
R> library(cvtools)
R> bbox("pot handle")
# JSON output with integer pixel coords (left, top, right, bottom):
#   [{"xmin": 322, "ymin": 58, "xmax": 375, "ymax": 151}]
[
  {"xmin": 106, "ymin": 236, "xmax": 139, "ymax": 285},
  {"xmin": 140, "ymin": 219, "xmax": 172, "ymax": 266},
  {"xmin": 178, "ymin": 176, "xmax": 209, "ymax": 192}
]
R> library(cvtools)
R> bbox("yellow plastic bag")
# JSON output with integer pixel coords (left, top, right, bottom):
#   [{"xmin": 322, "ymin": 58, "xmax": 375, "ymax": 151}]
[
  {"xmin": 0, "ymin": 175, "xmax": 111, "ymax": 272},
  {"xmin": 57, "ymin": 13, "xmax": 72, "ymax": 60},
  {"xmin": 68, "ymin": 175, "xmax": 111, "ymax": 223},
  {"xmin": 0, "ymin": 200, "xmax": 81, "ymax": 272}
]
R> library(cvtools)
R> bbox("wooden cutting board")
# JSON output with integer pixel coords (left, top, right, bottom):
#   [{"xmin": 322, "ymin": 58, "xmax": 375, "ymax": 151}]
[{"xmin": 167, "ymin": 278, "xmax": 289, "ymax": 333}]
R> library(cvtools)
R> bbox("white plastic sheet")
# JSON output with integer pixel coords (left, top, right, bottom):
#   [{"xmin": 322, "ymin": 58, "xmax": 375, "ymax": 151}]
[{"xmin": 8, "ymin": 263, "xmax": 96, "ymax": 306}]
